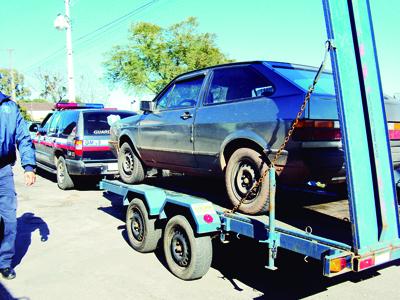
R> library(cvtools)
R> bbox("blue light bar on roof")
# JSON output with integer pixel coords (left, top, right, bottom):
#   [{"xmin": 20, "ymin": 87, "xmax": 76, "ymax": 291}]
[{"xmin": 55, "ymin": 103, "xmax": 104, "ymax": 110}]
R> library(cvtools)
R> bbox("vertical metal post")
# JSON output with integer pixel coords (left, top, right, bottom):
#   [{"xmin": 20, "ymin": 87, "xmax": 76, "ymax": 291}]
[
  {"xmin": 65, "ymin": 0, "xmax": 76, "ymax": 103},
  {"xmin": 7, "ymin": 49, "xmax": 16, "ymax": 100},
  {"xmin": 266, "ymin": 167, "xmax": 278, "ymax": 270},
  {"xmin": 323, "ymin": 0, "xmax": 400, "ymax": 254}
]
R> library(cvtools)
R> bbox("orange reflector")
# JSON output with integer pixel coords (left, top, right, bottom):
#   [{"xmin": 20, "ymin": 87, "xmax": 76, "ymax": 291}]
[
  {"xmin": 330, "ymin": 257, "xmax": 347, "ymax": 273},
  {"xmin": 203, "ymin": 214, "xmax": 214, "ymax": 224}
]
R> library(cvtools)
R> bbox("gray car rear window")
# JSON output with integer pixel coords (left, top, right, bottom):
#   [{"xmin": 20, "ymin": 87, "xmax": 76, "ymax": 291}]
[
  {"xmin": 274, "ymin": 67, "xmax": 335, "ymax": 95},
  {"xmin": 83, "ymin": 111, "xmax": 134, "ymax": 135}
]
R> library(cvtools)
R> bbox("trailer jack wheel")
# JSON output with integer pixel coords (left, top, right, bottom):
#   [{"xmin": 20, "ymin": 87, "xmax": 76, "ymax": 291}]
[
  {"xmin": 126, "ymin": 198, "xmax": 161, "ymax": 253},
  {"xmin": 163, "ymin": 215, "xmax": 212, "ymax": 280}
]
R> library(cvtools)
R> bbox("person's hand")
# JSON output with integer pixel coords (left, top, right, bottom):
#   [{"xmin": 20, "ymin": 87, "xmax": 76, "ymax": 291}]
[{"xmin": 24, "ymin": 171, "xmax": 36, "ymax": 186}]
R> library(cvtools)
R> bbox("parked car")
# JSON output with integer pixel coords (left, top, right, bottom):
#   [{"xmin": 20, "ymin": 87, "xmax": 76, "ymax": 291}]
[
  {"xmin": 109, "ymin": 61, "xmax": 400, "ymax": 214},
  {"xmin": 30, "ymin": 103, "xmax": 136, "ymax": 190}
]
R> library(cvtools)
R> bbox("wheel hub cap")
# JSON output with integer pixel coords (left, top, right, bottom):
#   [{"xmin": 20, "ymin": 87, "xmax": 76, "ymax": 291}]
[
  {"xmin": 171, "ymin": 229, "xmax": 190, "ymax": 267},
  {"xmin": 131, "ymin": 210, "xmax": 144, "ymax": 242}
]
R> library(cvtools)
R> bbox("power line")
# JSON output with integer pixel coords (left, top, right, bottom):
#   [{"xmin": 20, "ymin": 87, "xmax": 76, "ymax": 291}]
[
  {"xmin": 23, "ymin": 0, "xmax": 158, "ymax": 73},
  {"xmin": 74, "ymin": 0, "xmax": 157, "ymax": 44}
]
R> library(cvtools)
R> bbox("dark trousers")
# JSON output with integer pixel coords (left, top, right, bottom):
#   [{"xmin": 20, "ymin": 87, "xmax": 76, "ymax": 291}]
[{"xmin": 0, "ymin": 164, "xmax": 17, "ymax": 268}]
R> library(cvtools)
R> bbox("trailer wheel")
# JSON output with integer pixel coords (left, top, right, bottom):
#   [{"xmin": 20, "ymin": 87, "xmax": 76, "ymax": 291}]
[
  {"xmin": 225, "ymin": 148, "xmax": 270, "ymax": 214},
  {"xmin": 163, "ymin": 215, "xmax": 212, "ymax": 280},
  {"xmin": 56, "ymin": 156, "xmax": 75, "ymax": 190},
  {"xmin": 118, "ymin": 142, "xmax": 145, "ymax": 184},
  {"xmin": 126, "ymin": 198, "xmax": 161, "ymax": 253}
]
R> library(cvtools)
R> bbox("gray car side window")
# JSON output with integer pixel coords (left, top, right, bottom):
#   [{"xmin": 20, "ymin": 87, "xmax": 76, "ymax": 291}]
[
  {"xmin": 156, "ymin": 76, "xmax": 205, "ymax": 110},
  {"xmin": 205, "ymin": 66, "xmax": 274, "ymax": 105},
  {"xmin": 156, "ymin": 85, "xmax": 174, "ymax": 110}
]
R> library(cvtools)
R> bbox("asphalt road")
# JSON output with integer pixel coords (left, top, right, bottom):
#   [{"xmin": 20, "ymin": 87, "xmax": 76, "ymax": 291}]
[{"xmin": 1, "ymin": 165, "xmax": 399, "ymax": 300}]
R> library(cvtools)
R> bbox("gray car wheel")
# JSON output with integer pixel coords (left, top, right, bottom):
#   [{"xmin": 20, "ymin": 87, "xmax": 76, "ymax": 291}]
[
  {"xmin": 56, "ymin": 156, "xmax": 75, "ymax": 190},
  {"xmin": 118, "ymin": 142, "xmax": 145, "ymax": 184},
  {"xmin": 225, "ymin": 148, "xmax": 270, "ymax": 214}
]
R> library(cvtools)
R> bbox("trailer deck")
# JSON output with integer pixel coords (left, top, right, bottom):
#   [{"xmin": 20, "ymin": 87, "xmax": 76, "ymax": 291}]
[{"xmin": 142, "ymin": 175, "xmax": 354, "ymax": 246}]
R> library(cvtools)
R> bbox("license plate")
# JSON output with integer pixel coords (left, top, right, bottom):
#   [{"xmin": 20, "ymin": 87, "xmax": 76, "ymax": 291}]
[{"xmin": 107, "ymin": 163, "xmax": 118, "ymax": 171}]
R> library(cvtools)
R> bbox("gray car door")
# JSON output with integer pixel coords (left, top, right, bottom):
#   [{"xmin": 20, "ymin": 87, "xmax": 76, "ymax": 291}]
[
  {"xmin": 35, "ymin": 113, "xmax": 54, "ymax": 166},
  {"xmin": 138, "ymin": 75, "xmax": 205, "ymax": 168}
]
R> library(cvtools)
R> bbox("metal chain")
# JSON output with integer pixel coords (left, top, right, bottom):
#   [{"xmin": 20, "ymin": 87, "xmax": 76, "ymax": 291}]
[{"xmin": 226, "ymin": 40, "xmax": 334, "ymax": 214}]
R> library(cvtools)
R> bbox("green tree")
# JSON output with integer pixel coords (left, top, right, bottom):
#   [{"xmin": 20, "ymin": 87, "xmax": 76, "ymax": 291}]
[
  {"xmin": 0, "ymin": 68, "xmax": 31, "ymax": 100},
  {"xmin": 104, "ymin": 17, "xmax": 233, "ymax": 94}
]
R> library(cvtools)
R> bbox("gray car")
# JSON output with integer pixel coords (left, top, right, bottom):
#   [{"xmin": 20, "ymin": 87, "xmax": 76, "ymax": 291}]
[{"xmin": 110, "ymin": 61, "xmax": 400, "ymax": 214}]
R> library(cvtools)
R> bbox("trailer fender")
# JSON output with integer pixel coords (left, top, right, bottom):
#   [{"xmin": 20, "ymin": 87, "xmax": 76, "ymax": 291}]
[
  {"xmin": 162, "ymin": 198, "xmax": 221, "ymax": 235},
  {"xmin": 124, "ymin": 186, "xmax": 167, "ymax": 216}
]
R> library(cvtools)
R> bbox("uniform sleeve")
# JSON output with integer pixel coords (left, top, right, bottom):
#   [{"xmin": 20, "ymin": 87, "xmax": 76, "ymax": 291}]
[{"xmin": 15, "ymin": 107, "xmax": 36, "ymax": 170}]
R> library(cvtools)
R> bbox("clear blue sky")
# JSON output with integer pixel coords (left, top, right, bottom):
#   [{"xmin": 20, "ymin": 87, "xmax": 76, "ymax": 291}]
[{"xmin": 0, "ymin": 0, "xmax": 399, "ymax": 104}]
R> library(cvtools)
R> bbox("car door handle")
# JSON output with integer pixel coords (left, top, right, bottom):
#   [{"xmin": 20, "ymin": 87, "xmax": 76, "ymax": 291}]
[{"xmin": 180, "ymin": 112, "xmax": 193, "ymax": 120}]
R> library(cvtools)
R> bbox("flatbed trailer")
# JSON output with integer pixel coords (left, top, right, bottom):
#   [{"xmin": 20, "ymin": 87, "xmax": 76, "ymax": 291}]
[
  {"xmin": 100, "ymin": 0, "xmax": 400, "ymax": 280},
  {"xmin": 100, "ymin": 176, "xmax": 399, "ymax": 280}
]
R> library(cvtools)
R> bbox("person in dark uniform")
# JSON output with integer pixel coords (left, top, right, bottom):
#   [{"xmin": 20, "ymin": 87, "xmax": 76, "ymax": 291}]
[{"xmin": 0, "ymin": 91, "xmax": 36, "ymax": 280}]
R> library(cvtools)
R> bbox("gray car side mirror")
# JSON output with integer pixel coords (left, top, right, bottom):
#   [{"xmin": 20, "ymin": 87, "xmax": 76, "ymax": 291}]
[
  {"xmin": 140, "ymin": 100, "xmax": 156, "ymax": 112},
  {"xmin": 29, "ymin": 123, "xmax": 39, "ymax": 132}
]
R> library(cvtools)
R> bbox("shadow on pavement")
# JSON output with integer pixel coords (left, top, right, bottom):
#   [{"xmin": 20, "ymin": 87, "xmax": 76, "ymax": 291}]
[
  {"xmin": 13, "ymin": 213, "xmax": 49, "ymax": 268},
  {"xmin": 211, "ymin": 236, "xmax": 399, "ymax": 299},
  {"xmin": 98, "ymin": 192, "xmax": 126, "ymax": 222},
  {"xmin": 0, "ymin": 283, "xmax": 22, "ymax": 300}
]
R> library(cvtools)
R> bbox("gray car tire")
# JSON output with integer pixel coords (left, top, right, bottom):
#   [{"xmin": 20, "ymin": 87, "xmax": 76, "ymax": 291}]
[
  {"xmin": 118, "ymin": 142, "xmax": 145, "ymax": 184},
  {"xmin": 57, "ymin": 156, "xmax": 75, "ymax": 190},
  {"xmin": 225, "ymin": 148, "xmax": 270, "ymax": 214}
]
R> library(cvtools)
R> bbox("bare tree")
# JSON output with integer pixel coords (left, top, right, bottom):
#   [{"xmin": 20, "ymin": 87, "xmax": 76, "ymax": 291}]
[{"xmin": 36, "ymin": 70, "xmax": 67, "ymax": 102}]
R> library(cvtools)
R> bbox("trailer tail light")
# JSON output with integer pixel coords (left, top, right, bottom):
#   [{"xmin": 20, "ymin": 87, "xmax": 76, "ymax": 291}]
[
  {"xmin": 330, "ymin": 257, "xmax": 348, "ymax": 273},
  {"xmin": 74, "ymin": 140, "xmax": 83, "ymax": 156},
  {"xmin": 293, "ymin": 120, "xmax": 342, "ymax": 141},
  {"xmin": 388, "ymin": 122, "xmax": 400, "ymax": 140},
  {"xmin": 359, "ymin": 257, "xmax": 374, "ymax": 270}
]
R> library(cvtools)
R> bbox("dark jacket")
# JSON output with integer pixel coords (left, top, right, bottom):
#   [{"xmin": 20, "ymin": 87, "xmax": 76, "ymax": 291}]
[{"xmin": 0, "ymin": 92, "xmax": 36, "ymax": 171}]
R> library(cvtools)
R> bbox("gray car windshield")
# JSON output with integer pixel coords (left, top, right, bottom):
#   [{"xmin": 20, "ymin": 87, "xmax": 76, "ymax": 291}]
[{"xmin": 274, "ymin": 67, "xmax": 335, "ymax": 95}]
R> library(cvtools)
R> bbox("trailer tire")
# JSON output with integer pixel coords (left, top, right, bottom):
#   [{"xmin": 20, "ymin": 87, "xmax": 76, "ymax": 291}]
[
  {"xmin": 56, "ymin": 156, "xmax": 75, "ymax": 190},
  {"xmin": 118, "ymin": 142, "xmax": 145, "ymax": 184},
  {"xmin": 225, "ymin": 148, "xmax": 270, "ymax": 214},
  {"xmin": 163, "ymin": 215, "xmax": 212, "ymax": 280},
  {"xmin": 126, "ymin": 198, "xmax": 161, "ymax": 253}
]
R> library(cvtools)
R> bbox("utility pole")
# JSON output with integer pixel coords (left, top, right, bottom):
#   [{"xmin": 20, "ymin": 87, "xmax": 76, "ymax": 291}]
[
  {"xmin": 54, "ymin": 0, "xmax": 75, "ymax": 102},
  {"xmin": 64, "ymin": 0, "xmax": 75, "ymax": 103}
]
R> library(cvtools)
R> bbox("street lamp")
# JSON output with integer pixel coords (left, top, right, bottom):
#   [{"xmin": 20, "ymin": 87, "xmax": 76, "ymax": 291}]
[{"xmin": 54, "ymin": 0, "xmax": 75, "ymax": 103}]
